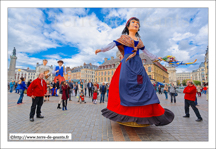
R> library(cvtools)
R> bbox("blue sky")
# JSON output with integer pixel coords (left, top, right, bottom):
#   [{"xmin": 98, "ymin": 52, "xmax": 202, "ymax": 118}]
[{"xmin": 8, "ymin": 8, "xmax": 208, "ymax": 72}]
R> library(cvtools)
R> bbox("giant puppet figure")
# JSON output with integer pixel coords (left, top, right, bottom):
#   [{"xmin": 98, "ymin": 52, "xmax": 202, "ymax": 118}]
[
  {"xmin": 52, "ymin": 60, "xmax": 66, "ymax": 84},
  {"xmin": 95, "ymin": 17, "xmax": 174, "ymax": 127},
  {"xmin": 36, "ymin": 59, "xmax": 53, "ymax": 81}
]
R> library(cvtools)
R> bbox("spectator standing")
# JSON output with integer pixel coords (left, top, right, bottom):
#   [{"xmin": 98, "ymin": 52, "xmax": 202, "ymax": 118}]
[
  {"xmin": 87, "ymin": 80, "xmax": 93, "ymax": 97},
  {"xmin": 27, "ymin": 73, "xmax": 47, "ymax": 122},
  {"xmin": 100, "ymin": 82, "xmax": 107, "ymax": 103},
  {"xmin": 75, "ymin": 82, "xmax": 78, "ymax": 96},
  {"xmin": 17, "ymin": 78, "xmax": 27, "ymax": 104},
  {"xmin": 203, "ymin": 86, "xmax": 207, "ymax": 94},
  {"xmin": 158, "ymin": 85, "xmax": 162, "ymax": 94},
  {"xmin": 183, "ymin": 81, "xmax": 203, "ymax": 122},
  {"xmin": 56, "ymin": 79, "xmax": 60, "ymax": 96},
  {"xmin": 68, "ymin": 80, "xmax": 73, "ymax": 101},
  {"xmin": 57, "ymin": 81, "xmax": 64, "ymax": 109},
  {"xmin": 9, "ymin": 80, "xmax": 15, "ymax": 93},
  {"xmin": 83, "ymin": 80, "xmax": 87, "ymax": 96},
  {"xmin": 106, "ymin": 83, "xmax": 110, "ymax": 97},
  {"xmin": 170, "ymin": 83, "xmax": 176, "ymax": 103},
  {"xmin": 44, "ymin": 81, "xmax": 51, "ymax": 102},
  {"xmin": 15, "ymin": 80, "xmax": 21, "ymax": 94},
  {"xmin": 163, "ymin": 84, "xmax": 168, "ymax": 100},
  {"xmin": 197, "ymin": 85, "xmax": 202, "ymax": 97},
  {"xmin": 27, "ymin": 79, "xmax": 32, "ymax": 87},
  {"xmin": 61, "ymin": 81, "xmax": 70, "ymax": 110}
]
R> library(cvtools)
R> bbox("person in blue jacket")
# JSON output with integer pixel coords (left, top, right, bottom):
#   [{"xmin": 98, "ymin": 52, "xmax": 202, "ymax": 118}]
[
  {"xmin": 9, "ymin": 80, "xmax": 15, "ymax": 93},
  {"xmin": 17, "ymin": 77, "xmax": 28, "ymax": 104},
  {"xmin": 16, "ymin": 80, "xmax": 21, "ymax": 94}
]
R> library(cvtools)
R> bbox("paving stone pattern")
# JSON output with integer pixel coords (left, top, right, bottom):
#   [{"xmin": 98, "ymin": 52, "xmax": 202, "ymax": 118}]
[{"xmin": 8, "ymin": 91, "xmax": 208, "ymax": 141}]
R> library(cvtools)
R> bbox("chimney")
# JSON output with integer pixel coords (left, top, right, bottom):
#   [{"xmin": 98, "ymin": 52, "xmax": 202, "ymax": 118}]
[
  {"xmin": 111, "ymin": 56, "xmax": 114, "ymax": 60},
  {"xmin": 27, "ymin": 67, "xmax": 29, "ymax": 70},
  {"xmin": 104, "ymin": 58, "xmax": 108, "ymax": 62}
]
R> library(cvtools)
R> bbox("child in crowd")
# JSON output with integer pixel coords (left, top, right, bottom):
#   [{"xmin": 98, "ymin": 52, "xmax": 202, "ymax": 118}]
[
  {"xmin": 79, "ymin": 90, "xmax": 86, "ymax": 104},
  {"xmin": 93, "ymin": 90, "xmax": 98, "ymax": 104}
]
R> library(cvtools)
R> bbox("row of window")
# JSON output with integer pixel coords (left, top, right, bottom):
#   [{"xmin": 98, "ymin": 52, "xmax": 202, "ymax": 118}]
[
  {"xmin": 96, "ymin": 77, "xmax": 111, "ymax": 82},
  {"xmin": 16, "ymin": 72, "xmax": 35, "ymax": 75},
  {"xmin": 99, "ymin": 64, "xmax": 116, "ymax": 70},
  {"xmin": 96, "ymin": 71, "xmax": 114, "ymax": 76}
]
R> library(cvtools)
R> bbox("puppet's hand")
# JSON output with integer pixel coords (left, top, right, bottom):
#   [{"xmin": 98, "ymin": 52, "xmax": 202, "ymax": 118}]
[
  {"xmin": 132, "ymin": 47, "xmax": 137, "ymax": 52},
  {"xmin": 95, "ymin": 49, "xmax": 101, "ymax": 55},
  {"xmin": 56, "ymin": 70, "xmax": 59, "ymax": 73}
]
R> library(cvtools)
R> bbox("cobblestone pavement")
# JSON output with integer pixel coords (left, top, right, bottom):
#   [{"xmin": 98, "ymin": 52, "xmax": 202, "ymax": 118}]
[{"xmin": 8, "ymin": 91, "xmax": 208, "ymax": 141}]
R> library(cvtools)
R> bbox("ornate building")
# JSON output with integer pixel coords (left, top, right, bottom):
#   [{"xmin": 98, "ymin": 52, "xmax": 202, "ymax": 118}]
[
  {"xmin": 165, "ymin": 66, "xmax": 177, "ymax": 86},
  {"xmin": 14, "ymin": 68, "xmax": 36, "ymax": 82},
  {"xmin": 176, "ymin": 72, "xmax": 192, "ymax": 83},
  {"xmin": 8, "ymin": 47, "xmax": 17, "ymax": 81},
  {"xmin": 192, "ymin": 62, "xmax": 205, "ymax": 83},
  {"xmin": 68, "ymin": 63, "xmax": 98, "ymax": 82},
  {"xmin": 95, "ymin": 51, "xmax": 169, "ymax": 84},
  {"xmin": 204, "ymin": 46, "xmax": 208, "ymax": 83}
]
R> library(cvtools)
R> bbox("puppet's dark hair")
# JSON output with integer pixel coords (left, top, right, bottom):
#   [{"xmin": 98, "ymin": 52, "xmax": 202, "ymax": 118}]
[{"xmin": 122, "ymin": 17, "xmax": 140, "ymax": 38}]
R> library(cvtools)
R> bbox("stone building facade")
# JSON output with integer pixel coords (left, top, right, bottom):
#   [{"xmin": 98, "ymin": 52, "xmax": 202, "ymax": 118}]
[
  {"xmin": 176, "ymin": 72, "xmax": 192, "ymax": 83},
  {"xmin": 165, "ymin": 66, "xmax": 177, "ymax": 86},
  {"xmin": 192, "ymin": 62, "xmax": 205, "ymax": 83},
  {"xmin": 95, "ymin": 51, "xmax": 169, "ymax": 84}
]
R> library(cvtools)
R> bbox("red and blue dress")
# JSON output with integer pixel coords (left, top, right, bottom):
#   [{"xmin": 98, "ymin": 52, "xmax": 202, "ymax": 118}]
[{"xmin": 101, "ymin": 35, "xmax": 174, "ymax": 126}]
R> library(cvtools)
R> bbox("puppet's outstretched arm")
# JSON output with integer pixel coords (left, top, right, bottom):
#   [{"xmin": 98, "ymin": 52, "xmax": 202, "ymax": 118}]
[
  {"xmin": 141, "ymin": 46, "xmax": 158, "ymax": 61},
  {"xmin": 101, "ymin": 42, "xmax": 116, "ymax": 52}
]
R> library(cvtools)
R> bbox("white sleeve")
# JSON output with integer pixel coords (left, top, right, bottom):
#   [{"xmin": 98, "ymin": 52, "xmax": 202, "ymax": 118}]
[
  {"xmin": 36, "ymin": 66, "xmax": 40, "ymax": 76},
  {"xmin": 141, "ymin": 47, "xmax": 158, "ymax": 60},
  {"xmin": 101, "ymin": 42, "xmax": 116, "ymax": 52},
  {"xmin": 52, "ymin": 66, "xmax": 56, "ymax": 75}
]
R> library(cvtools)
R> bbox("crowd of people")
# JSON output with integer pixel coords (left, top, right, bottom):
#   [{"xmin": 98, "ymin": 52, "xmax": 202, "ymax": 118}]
[{"xmin": 8, "ymin": 73, "xmax": 208, "ymax": 123}]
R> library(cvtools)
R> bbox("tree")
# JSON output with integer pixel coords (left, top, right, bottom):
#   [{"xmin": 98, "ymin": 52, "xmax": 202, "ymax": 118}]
[
  {"xmin": 182, "ymin": 79, "xmax": 191, "ymax": 86},
  {"xmin": 193, "ymin": 80, "xmax": 201, "ymax": 86},
  {"xmin": 177, "ymin": 80, "xmax": 180, "ymax": 86}
]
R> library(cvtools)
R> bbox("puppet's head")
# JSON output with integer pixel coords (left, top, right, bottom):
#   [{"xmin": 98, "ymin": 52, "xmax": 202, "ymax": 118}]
[
  {"xmin": 122, "ymin": 17, "xmax": 140, "ymax": 37},
  {"xmin": 43, "ymin": 59, "xmax": 48, "ymax": 66},
  {"xmin": 57, "ymin": 60, "xmax": 64, "ymax": 66}
]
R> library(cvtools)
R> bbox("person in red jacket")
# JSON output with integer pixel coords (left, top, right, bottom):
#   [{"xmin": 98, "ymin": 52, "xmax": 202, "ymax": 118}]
[
  {"xmin": 183, "ymin": 81, "xmax": 203, "ymax": 122},
  {"xmin": 27, "ymin": 73, "xmax": 47, "ymax": 122}
]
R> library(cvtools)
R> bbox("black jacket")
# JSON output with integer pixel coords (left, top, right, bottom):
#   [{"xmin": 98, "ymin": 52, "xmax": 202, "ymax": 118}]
[
  {"xmin": 100, "ymin": 85, "xmax": 107, "ymax": 93},
  {"xmin": 87, "ymin": 82, "xmax": 93, "ymax": 89},
  {"xmin": 56, "ymin": 81, "xmax": 60, "ymax": 89}
]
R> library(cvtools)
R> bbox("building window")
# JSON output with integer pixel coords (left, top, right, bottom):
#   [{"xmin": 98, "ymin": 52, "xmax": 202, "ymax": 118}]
[
  {"xmin": 105, "ymin": 72, "xmax": 106, "ymax": 75},
  {"xmin": 108, "ymin": 77, "xmax": 110, "ymax": 82},
  {"xmin": 101, "ymin": 78, "xmax": 103, "ymax": 82},
  {"xmin": 112, "ymin": 71, "xmax": 113, "ymax": 75},
  {"xmin": 96, "ymin": 73, "xmax": 97, "ymax": 76},
  {"xmin": 104, "ymin": 77, "xmax": 106, "ymax": 82},
  {"xmin": 143, "ymin": 59, "xmax": 146, "ymax": 64},
  {"xmin": 108, "ymin": 71, "xmax": 110, "ymax": 75},
  {"xmin": 99, "ymin": 72, "xmax": 100, "ymax": 76},
  {"xmin": 148, "ymin": 67, "xmax": 151, "ymax": 72},
  {"xmin": 99, "ymin": 78, "xmax": 100, "ymax": 82},
  {"xmin": 101, "ymin": 72, "xmax": 103, "ymax": 76}
]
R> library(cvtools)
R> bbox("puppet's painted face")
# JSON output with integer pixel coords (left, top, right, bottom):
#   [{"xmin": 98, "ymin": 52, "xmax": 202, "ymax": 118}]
[
  {"xmin": 43, "ymin": 60, "xmax": 47, "ymax": 66},
  {"xmin": 58, "ymin": 62, "xmax": 63, "ymax": 66},
  {"xmin": 127, "ymin": 19, "xmax": 139, "ymax": 33}
]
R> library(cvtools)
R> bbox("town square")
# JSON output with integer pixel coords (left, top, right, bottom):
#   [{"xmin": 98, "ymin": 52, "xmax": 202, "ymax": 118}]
[{"xmin": 1, "ymin": 1, "xmax": 216, "ymax": 149}]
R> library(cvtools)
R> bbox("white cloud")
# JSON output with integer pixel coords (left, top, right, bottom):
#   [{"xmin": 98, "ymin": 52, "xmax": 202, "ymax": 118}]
[{"xmin": 8, "ymin": 8, "xmax": 208, "ymax": 73}]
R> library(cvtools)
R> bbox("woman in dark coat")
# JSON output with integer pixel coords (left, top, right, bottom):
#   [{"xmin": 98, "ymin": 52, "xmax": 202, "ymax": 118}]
[{"xmin": 61, "ymin": 81, "xmax": 70, "ymax": 111}]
